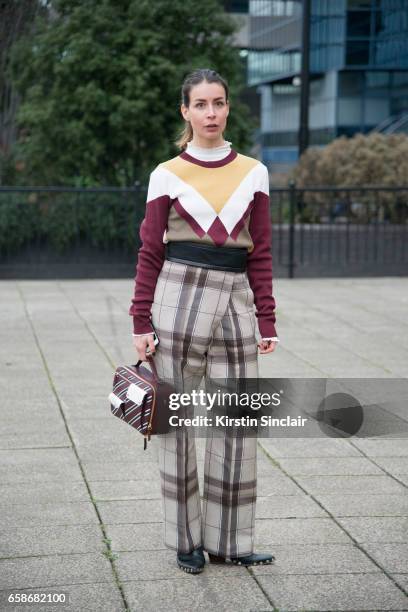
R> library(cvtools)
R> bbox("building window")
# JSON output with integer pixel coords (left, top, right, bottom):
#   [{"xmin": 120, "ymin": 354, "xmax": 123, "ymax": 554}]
[
  {"xmin": 248, "ymin": 49, "xmax": 301, "ymax": 85},
  {"xmin": 262, "ymin": 127, "xmax": 336, "ymax": 146},
  {"xmin": 223, "ymin": 0, "xmax": 249, "ymax": 13},
  {"xmin": 347, "ymin": 10, "xmax": 371, "ymax": 37},
  {"xmin": 365, "ymin": 71, "xmax": 390, "ymax": 90},
  {"xmin": 346, "ymin": 40, "xmax": 370, "ymax": 64},
  {"xmin": 347, "ymin": 0, "xmax": 373, "ymax": 8},
  {"xmin": 339, "ymin": 71, "xmax": 364, "ymax": 95},
  {"xmin": 249, "ymin": 0, "xmax": 300, "ymax": 17}
]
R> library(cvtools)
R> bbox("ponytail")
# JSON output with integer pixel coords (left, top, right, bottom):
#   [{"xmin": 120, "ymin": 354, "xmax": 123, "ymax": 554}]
[{"xmin": 175, "ymin": 121, "xmax": 194, "ymax": 151}]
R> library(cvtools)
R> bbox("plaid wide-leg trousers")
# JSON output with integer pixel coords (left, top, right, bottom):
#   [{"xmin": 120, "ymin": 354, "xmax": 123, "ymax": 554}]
[{"xmin": 150, "ymin": 259, "xmax": 259, "ymax": 557}]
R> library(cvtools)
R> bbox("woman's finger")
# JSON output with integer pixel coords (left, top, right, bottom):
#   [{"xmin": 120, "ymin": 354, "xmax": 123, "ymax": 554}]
[
  {"xmin": 258, "ymin": 341, "xmax": 276, "ymax": 353},
  {"xmin": 137, "ymin": 343, "xmax": 146, "ymax": 361},
  {"xmin": 133, "ymin": 338, "xmax": 145, "ymax": 361},
  {"xmin": 147, "ymin": 336, "xmax": 156, "ymax": 356}
]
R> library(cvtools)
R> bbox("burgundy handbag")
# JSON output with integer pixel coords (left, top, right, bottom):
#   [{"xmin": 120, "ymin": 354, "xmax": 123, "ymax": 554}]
[{"xmin": 109, "ymin": 356, "xmax": 175, "ymax": 449}]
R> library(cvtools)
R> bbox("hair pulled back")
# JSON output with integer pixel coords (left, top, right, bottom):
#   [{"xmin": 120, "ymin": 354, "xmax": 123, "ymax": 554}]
[{"xmin": 175, "ymin": 68, "xmax": 229, "ymax": 150}]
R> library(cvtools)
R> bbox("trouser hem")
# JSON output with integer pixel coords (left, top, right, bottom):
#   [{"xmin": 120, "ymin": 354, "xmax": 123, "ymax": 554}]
[
  {"xmin": 203, "ymin": 547, "xmax": 254, "ymax": 557},
  {"xmin": 165, "ymin": 542, "xmax": 203, "ymax": 555}
]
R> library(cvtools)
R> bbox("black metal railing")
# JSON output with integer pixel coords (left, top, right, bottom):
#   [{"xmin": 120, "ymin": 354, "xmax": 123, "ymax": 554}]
[
  {"xmin": 0, "ymin": 184, "xmax": 407, "ymax": 278},
  {"xmin": 0, "ymin": 186, "xmax": 145, "ymax": 278},
  {"xmin": 270, "ymin": 183, "xmax": 408, "ymax": 278}
]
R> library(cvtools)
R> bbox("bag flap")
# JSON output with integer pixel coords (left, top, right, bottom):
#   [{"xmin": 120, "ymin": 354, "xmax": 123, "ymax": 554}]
[{"xmin": 126, "ymin": 383, "xmax": 148, "ymax": 406}]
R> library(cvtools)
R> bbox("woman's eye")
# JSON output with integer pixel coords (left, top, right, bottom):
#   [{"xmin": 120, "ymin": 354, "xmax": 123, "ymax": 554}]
[{"xmin": 195, "ymin": 101, "xmax": 224, "ymax": 108}]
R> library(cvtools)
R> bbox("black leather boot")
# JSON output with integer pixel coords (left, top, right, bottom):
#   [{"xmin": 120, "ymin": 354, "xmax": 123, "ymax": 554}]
[
  {"xmin": 177, "ymin": 545, "xmax": 205, "ymax": 574},
  {"xmin": 208, "ymin": 551, "xmax": 275, "ymax": 566}
]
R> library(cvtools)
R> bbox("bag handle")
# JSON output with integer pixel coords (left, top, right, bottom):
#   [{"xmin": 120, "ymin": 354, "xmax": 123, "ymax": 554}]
[{"xmin": 133, "ymin": 356, "xmax": 159, "ymax": 381}]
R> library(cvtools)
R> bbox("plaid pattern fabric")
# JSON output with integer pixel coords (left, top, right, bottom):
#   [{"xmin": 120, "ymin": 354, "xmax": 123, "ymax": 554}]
[{"xmin": 151, "ymin": 259, "xmax": 259, "ymax": 556}]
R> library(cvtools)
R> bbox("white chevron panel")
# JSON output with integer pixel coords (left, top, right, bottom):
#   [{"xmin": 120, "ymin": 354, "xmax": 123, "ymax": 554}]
[
  {"xmin": 219, "ymin": 163, "xmax": 269, "ymax": 233},
  {"xmin": 158, "ymin": 166, "xmax": 218, "ymax": 233}
]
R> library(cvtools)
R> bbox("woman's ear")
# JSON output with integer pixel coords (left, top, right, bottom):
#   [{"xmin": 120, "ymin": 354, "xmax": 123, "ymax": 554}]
[{"xmin": 180, "ymin": 104, "xmax": 189, "ymax": 122}]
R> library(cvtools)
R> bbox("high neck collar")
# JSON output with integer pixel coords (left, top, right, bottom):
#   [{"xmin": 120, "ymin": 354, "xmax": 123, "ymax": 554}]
[
  {"xmin": 185, "ymin": 140, "xmax": 232, "ymax": 161},
  {"xmin": 180, "ymin": 140, "xmax": 236, "ymax": 168}
]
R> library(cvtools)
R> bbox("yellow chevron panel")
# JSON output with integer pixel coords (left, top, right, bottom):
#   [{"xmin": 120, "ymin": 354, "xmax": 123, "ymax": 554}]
[{"xmin": 161, "ymin": 154, "xmax": 259, "ymax": 214}]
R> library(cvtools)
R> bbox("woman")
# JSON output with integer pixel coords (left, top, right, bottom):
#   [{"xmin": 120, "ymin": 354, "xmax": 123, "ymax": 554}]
[{"xmin": 129, "ymin": 68, "xmax": 279, "ymax": 574}]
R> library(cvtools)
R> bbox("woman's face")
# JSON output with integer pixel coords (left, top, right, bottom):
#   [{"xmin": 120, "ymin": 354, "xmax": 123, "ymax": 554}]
[{"xmin": 181, "ymin": 81, "xmax": 229, "ymax": 146}]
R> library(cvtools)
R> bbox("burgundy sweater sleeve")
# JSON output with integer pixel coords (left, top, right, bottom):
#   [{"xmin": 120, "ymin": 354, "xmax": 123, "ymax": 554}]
[
  {"xmin": 129, "ymin": 168, "xmax": 171, "ymax": 334},
  {"xmin": 246, "ymin": 166, "xmax": 278, "ymax": 338}
]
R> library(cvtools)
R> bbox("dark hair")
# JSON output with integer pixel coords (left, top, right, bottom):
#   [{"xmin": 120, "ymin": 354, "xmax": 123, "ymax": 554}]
[{"xmin": 175, "ymin": 68, "xmax": 229, "ymax": 150}]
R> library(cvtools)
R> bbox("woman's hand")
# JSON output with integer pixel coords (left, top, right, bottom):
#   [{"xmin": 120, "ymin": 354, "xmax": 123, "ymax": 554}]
[
  {"xmin": 133, "ymin": 333, "xmax": 156, "ymax": 361},
  {"xmin": 257, "ymin": 339, "xmax": 278, "ymax": 354}
]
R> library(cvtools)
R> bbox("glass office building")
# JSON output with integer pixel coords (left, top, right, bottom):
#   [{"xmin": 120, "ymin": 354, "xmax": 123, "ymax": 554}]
[{"xmin": 246, "ymin": 0, "xmax": 408, "ymax": 172}]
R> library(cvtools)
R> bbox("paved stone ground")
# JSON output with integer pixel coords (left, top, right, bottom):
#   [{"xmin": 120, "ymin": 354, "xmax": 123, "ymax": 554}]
[{"xmin": 0, "ymin": 277, "xmax": 407, "ymax": 612}]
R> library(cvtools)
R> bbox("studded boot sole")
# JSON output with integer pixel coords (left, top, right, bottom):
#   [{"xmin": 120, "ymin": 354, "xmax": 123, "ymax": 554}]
[{"xmin": 208, "ymin": 552, "xmax": 275, "ymax": 566}]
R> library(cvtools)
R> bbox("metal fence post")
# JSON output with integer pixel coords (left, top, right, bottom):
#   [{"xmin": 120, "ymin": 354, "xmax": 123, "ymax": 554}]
[{"xmin": 288, "ymin": 179, "xmax": 296, "ymax": 278}]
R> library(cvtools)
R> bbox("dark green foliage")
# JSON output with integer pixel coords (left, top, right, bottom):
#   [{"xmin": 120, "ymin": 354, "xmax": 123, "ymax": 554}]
[
  {"xmin": 0, "ymin": 189, "xmax": 144, "ymax": 254},
  {"xmin": 9, "ymin": 0, "xmax": 255, "ymax": 186}
]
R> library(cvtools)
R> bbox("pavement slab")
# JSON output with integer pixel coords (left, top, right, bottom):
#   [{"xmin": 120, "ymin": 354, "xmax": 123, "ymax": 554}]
[{"xmin": 1, "ymin": 277, "xmax": 407, "ymax": 612}]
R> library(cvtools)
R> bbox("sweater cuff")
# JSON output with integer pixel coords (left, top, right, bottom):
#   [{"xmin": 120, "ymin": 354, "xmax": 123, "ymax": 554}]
[
  {"xmin": 133, "ymin": 315, "xmax": 154, "ymax": 335},
  {"xmin": 258, "ymin": 319, "xmax": 277, "ymax": 339},
  {"xmin": 133, "ymin": 332, "xmax": 155, "ymax": 337}
]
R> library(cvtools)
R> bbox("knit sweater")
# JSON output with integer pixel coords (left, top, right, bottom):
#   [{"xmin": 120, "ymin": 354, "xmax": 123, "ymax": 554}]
[{"xmin": 129, "ymin": 141, "xmax": 278, "ymax": 340}]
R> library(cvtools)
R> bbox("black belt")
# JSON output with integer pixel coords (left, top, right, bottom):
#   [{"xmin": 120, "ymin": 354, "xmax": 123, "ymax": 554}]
[{"xmin": 165, "ymin": 241, "xmax": 247, "ymax": 272}]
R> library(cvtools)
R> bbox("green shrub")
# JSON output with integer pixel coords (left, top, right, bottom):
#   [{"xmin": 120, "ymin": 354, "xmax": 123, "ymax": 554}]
[{"xmin": 0, "ymin": 189, "xmax": 145, "ymax": 254}]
